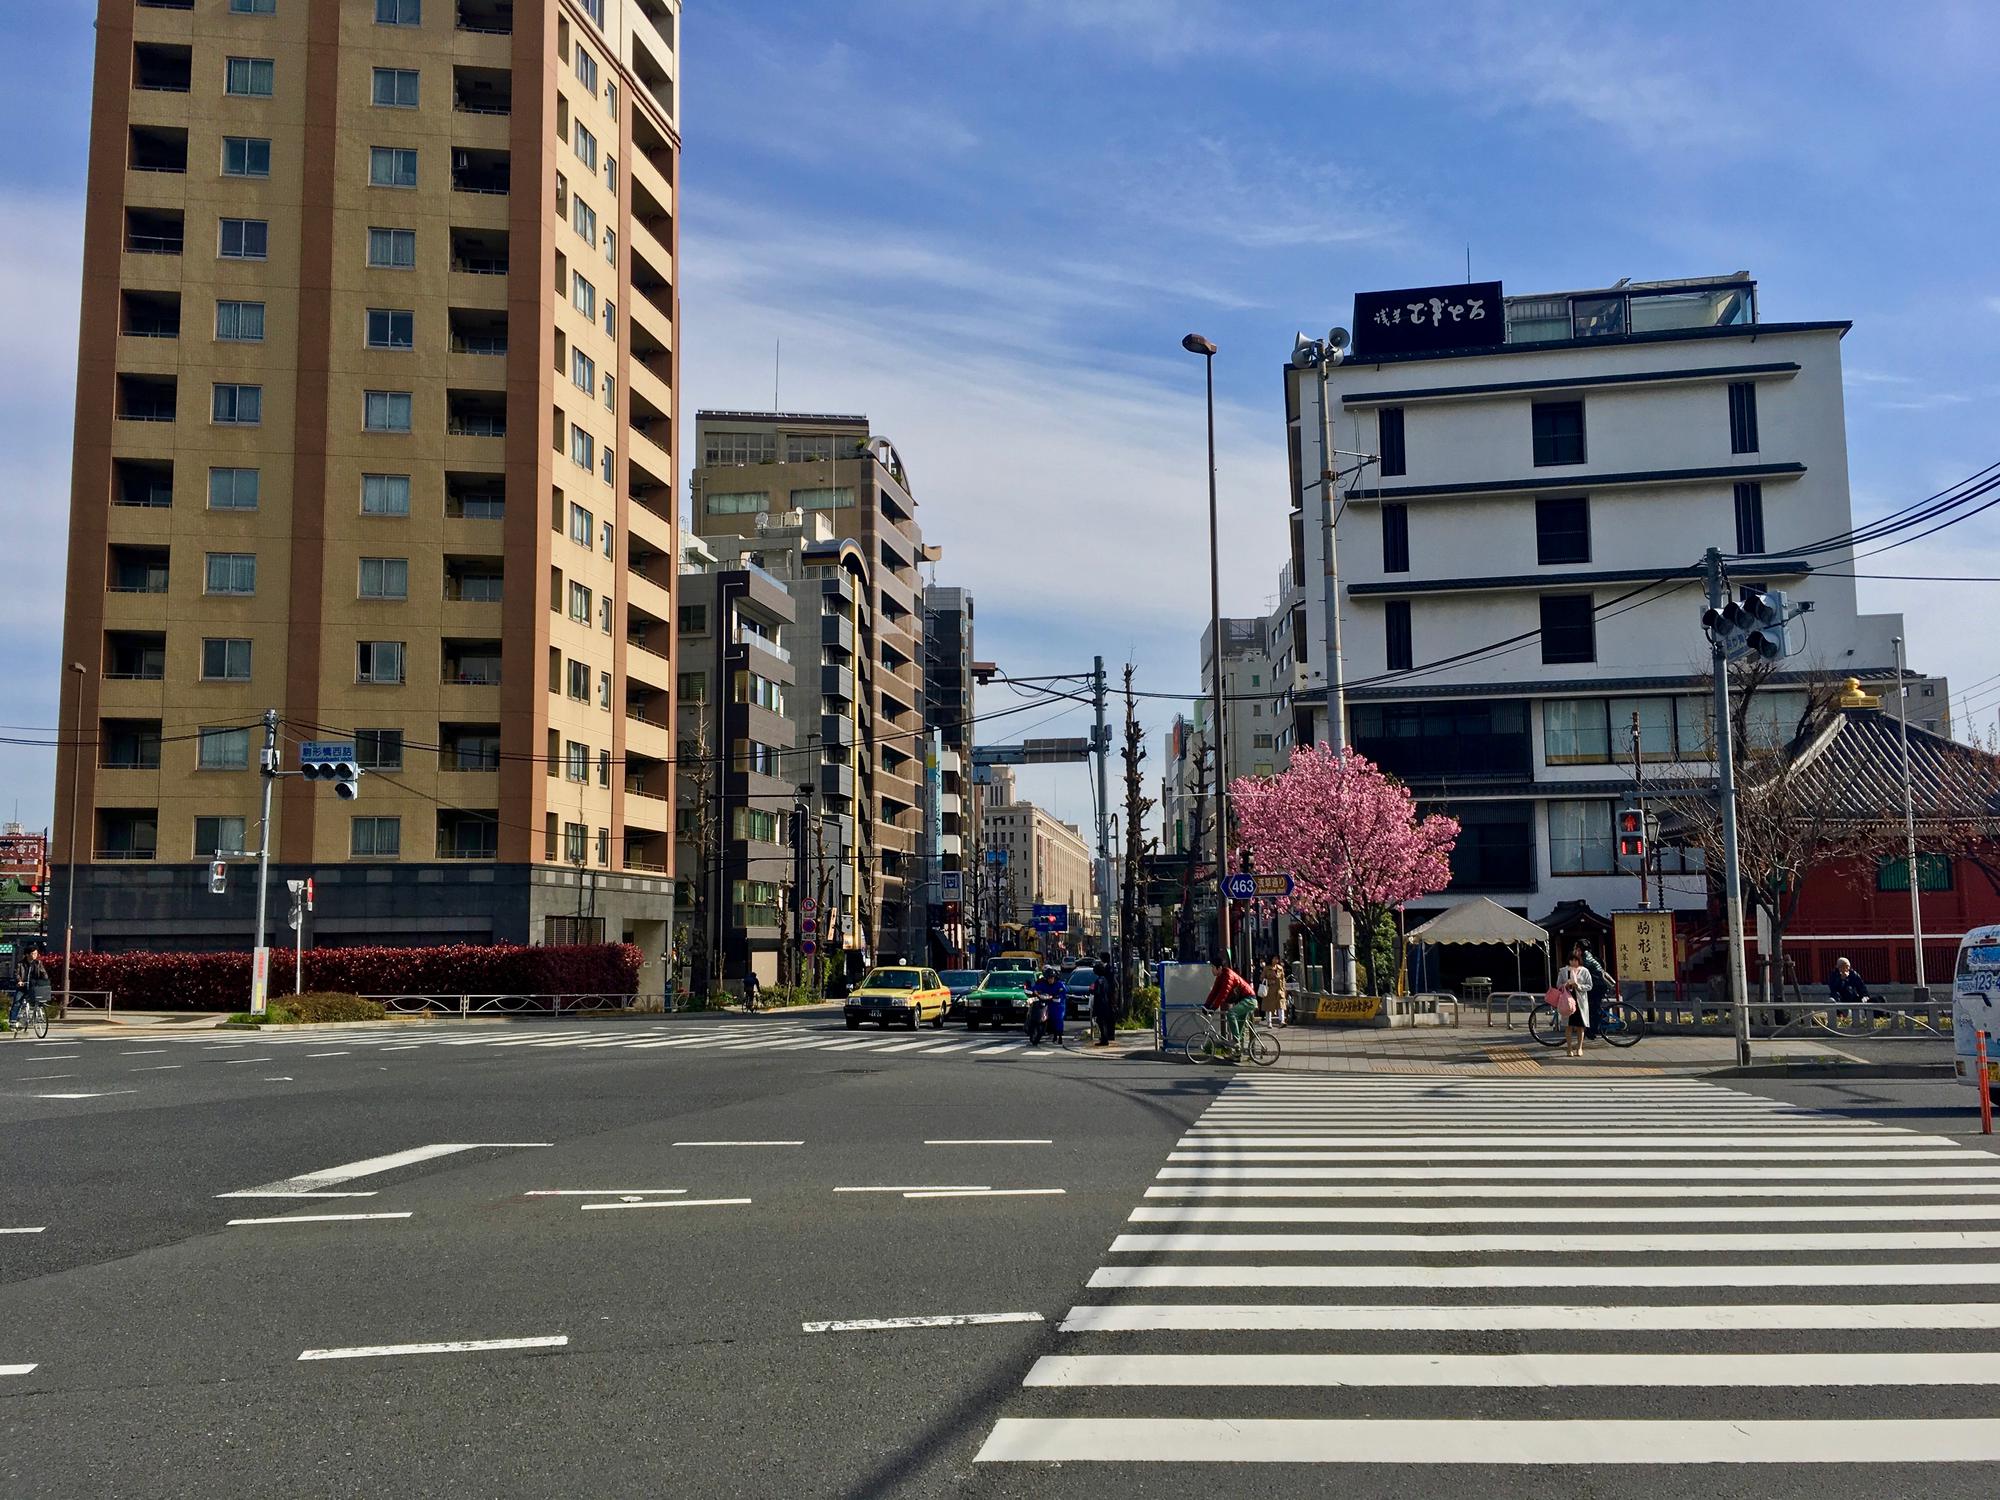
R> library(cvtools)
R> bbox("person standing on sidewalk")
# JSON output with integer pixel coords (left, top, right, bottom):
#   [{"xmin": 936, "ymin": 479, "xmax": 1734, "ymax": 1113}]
[
  {"xmin": 1562, "ymin": 945, "xmax": 1592, "ymax": 1057},
  {"xmin": 1045, "ymin": 966, "xmax": 1069, "ymax": 1047},
  {"xmin": 1090, "ymin": 954, "xmax": 1118, "ymax": 1046},
  {"xmin": 1258, "ymin": 958, "xmax": 1287, "ymax": 1028},
  {"xmin": 1578, "ymin": 942, "xmax": 1616, "ymax": 1042}
]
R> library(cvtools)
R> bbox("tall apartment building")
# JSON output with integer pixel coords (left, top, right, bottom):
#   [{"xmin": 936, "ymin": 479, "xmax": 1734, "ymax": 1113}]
[
  {"xmin": 1285, "ymin": 271, "xmax": 1914, "ymax": 935},
  {"xmin": 671, "ymin": 548, "xmax": 795, "ymax": 987},
  {"xmin": 1199, "ymin": 616, "xmax": 1281, "ymax": 785},
  {"xmin": 690, "ymin": 411, "xmax": 936, "ymax": 962},
  {"xmin": 922, "ymin": 585, "xmax": 974, "ymax": 957},
  {"xmin": 57, "ymin": 0, "xmax": 682, "ymax": 963},
  {"xmin": 698, "ymin": 513, "xmax": 870, "ymax": 976},
  {"xmin": 980, "ymin": 766, "xmax": 1097, "ymax": 946}
]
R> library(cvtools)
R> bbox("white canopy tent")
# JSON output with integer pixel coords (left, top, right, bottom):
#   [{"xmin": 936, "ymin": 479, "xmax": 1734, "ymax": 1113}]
[{"xmin": 1406, "ymin": 898, "xmax": 1553, "ymax": 992}]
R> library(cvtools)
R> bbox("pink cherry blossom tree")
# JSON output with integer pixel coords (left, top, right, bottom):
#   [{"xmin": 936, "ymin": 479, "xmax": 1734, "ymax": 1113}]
[{"xmin": 1231, "ymin": 746, "xmax": 1459, "ymax": 991}]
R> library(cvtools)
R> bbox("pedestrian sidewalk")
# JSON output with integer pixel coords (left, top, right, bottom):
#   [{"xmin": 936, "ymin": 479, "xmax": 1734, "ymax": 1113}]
[{"xmin": 1209, "ymin": 1019, "xmax": 1951, "ymax": 1077}]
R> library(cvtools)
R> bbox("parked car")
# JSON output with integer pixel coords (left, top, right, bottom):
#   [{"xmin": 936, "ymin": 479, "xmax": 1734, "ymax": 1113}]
[
  {"xmin": 843, "ymin": 967, "xmax": 951, "ymax": 1030},
  {"xmin": 1065, "ymin": 966, "xmax": 1097, "ymax": 1007},
  {"xmin": 964, "ymin": 969, "xmax": 1033, "ymax": 1030},
  {"xmin": 940, "ymin": 969, "xmax": 984, "ymax": 1021}
]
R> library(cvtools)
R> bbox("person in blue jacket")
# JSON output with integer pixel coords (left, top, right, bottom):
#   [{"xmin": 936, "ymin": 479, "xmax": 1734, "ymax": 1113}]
[{"xmin": 1032, "ymin": 966, "xmax": 1066, "ymax": 1047}]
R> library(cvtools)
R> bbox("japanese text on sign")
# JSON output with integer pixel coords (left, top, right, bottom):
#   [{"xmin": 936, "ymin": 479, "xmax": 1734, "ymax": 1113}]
[
  {"xmin": 1613, "ymin": 910, "xmax": 1676, "ymax": 983},
  {"xmin": 1351, "ymin": 281, "xmax": 1505, "ymax": 356}
]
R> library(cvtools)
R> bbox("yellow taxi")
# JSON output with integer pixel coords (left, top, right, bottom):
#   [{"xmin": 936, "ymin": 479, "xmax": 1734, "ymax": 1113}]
[{"xmin": 844, "ymin": 966, "xmax": 951, "ymax": 1030}]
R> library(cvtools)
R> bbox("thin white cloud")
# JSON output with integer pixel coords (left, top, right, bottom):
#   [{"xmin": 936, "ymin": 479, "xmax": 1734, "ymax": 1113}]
[{"xmin": 1985, "ymin": 295, "xmax": 2000, "ymax": 316}]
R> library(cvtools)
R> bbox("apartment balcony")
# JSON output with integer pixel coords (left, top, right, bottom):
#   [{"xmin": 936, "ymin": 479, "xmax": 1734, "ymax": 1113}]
[
  {"xmin": 820, "ymin": 713, "xmax": 854, "ymax": 750},
  {"xmin": 120, "ymin": 289, "xmax": 181, "ymax": 342},
  {"xmin": 128, "ymin": 123, "xmax": 187, "ymax": 176},
  {"xmin": 103, "ymin": 630, "xmax": 166, "ymax": 684},
  {"xmin": 820, "ymin": 762, "xmax": 854, "ymax": 801},
  {"xmin": 629, "ymin": 413, "xmax": 672, "ymax": 488},
  {"xmin": 627, "ymin": 566, "xmax": 672, "ymax": 625},
  {"xmin": 444, "ymin": 470, "xmax": 506, "ymax": 524},
  {"xmin": 436, "ymin": 810, "xmax": 500, "ymax": 861},
  {"xmin": 116, "ymin": 373, "xmax": 177, "ymax": 425},
  {"xmin": 124, "ymin": 207, "xmax": 183, "ymax": 259},
  {"xmin": 446, "ymin": 388, "xmax": 507, "ymax": 440},
  {"xmin": 624, "ymin": 708, "xmax": 672, "ymax": 760},
  {"xmin": 627, "ymin": 338, "xmax": 673, "ymax": 420},
  {"xmin": 629, "ymin": 270, "xmax": 674, "ymax": 357},
  {"xmin": 451, "ymin": 147, "xmax": 511, "ymax": 198},
  {"xmin": 622, "ymin": 830, "xmax": 668, "ymax": 875},
  {"xmin": 99, "ymin": 717, "xmax": 162, "ymax": 772},
  {"xmin": 441, "ymin": 638, "xmax": 503, "ymax": 696},
  {"xmin": 447, "ymin": 307, "xmax": 508, "ymax": 361},
  {"xmin": 448, "ymin": 227, "xmax": 510, "ymax": 295},
  {"xmin": 438, "ymin": 723, "xmax": 502, "ymax": 775},
  {"xmin": 113, "ymin": 458, "xmax": 174, "ymax": 510},
  {"xmin": 95, "ymin": 810, "xmax": 158, "ymax": 863},
  {"xmin": 108, "ymin": 543, "xmax": 170, "ymax": 597},
  {"xmin": 820, "ymin": 613, "xmax": 855, "ymax": 654},
  {"xmin": 626, "ymin": 494, "xmax": 674, "ymax": 556}
]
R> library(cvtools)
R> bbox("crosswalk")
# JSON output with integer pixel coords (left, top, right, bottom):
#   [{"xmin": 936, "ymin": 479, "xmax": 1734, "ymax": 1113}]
[
  {"xmin": 90, "ymin": 1018, "xmax": 1134, "ymax": 1069},
  {"xmin": 975, "ymin": 1075, "xmax": 2000, "ymax": 1476}
]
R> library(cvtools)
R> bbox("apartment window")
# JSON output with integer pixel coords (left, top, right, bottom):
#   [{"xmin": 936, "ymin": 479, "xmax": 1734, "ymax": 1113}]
[
  {"xmin": 194, "ymin": 816, "xmax": 247, "ymax": 858},
  {"xmin": 365, "ymin": 308, "xmax": 416, "ymax": 350},
  {"xmin": 357, "ymin": 640, "xmax": 405, "ymax": 683},
  {"xmin": 600, "ymin": 446, "xmax": 614, "ymax": 486},
  {"xmin": 1378, "ymin": 406, "xmax": 1406, "ymax": 477},
  {"xmin": 218, "ymin": 218, "xmax": 268, "ymax": 260},
  {"xmin": 224, "ymin": 57, "xmax": 275, "ymax": 97},
  {"xmin": 679, "ymin": 604, "xmax": 707, "ymax": 635},
  {"xmin": 214, "ymin": 299, "xmax": 264, "ymax": 342},
  {"xmin": 365, "ymin": 390, "xmax": 413, "ymax": 432},
  {"xmin": 549, "ymin": 647, "xmax": 561, "ymax": 693},
  {"xmin": 569, "ymin": 425, "xmax": 594, "ymax": 470},
  {"xmin": 573, "ymin": 123, "xmax": 598, "ymax": 172},
  {"xmin": 705, "ymin": 431, "xmax": 776, "ymax": 465},
  {"xmin": 603, "ymin": 300, "xmax": 615, "ymax": 338},
  {"xmin": 200, "ymin": 638, "xmax": 253, "ymax": 681},
  {"xmin": 605, "ymin": 80, "xmax": 618, "ymax": 119},
  {"xmin": 1384, "ymin": 600, "xmax": 1413, "ymax": 672},
  {"xmin": 197, "ymin": 726, "xmax": 252, "ymax": 770},
  {"xmin": 374, "ymin": 0, "xmax": 420, "ymax": 23},
  {"xmin": 1548, "ymin": 799, "xmax": 1615, "ymax": 876},
  {"xmin": 574, "ymin": 46, "xmax": 598, "ymax": 93},
  {"xmin": 231, "ymin": 0, "xmax": 277, "ymax": 12},
  {"xmin": 1544, "ymin": 699, "xmax": 1613, "ymax": 765},
  {"xmin": 558, "ymin": 821, "xmax": 585, "ymax": 863},
  {"xmin": 351, "ymin": 816, "xmax": 402, "ymax": 857},
  {"xmin": 599, "ymin": 596, "xmax": 612, "ymax": 633},
  {"xmin": 369, "ymin": 146, "xmax": 418, "ymax": 188},
  {"xmin": 355, "ymin": 729, "xmax": 403, "ymax": 770},
  {"xmin": 707, "ymin": 492, "xmax": 771, "ymax": 516},
  {"xmin": 678, "ymin": 671, "xmax": 706, "ymax": 702},
  {"xmin": 211, "ymin": 383, "xmax": 262, "ymax": 426},
  {"xmin": 791, "ymin": 487, "xmax": 854, "ymax": 511},
  {"xmin": 567, "ymin": 660, "xmax": 590, "ymax": 701},
  {"xmin": 597, "ymin": 673, "xmax": 611, "ymax": 710},
  {"xmin": 1381, "ymin": 502, "xmax": 1409, "ymax": 573},
  {"xmin": 361, "ymin": 473, "xmax": 411, "ymax": 515},
  {"xmin": 600, "ymin": 520, "xmax": 613, "ymax": 558},
  {"xmin": 1531, "ymin": 401, "xmax": 1586, "ymax": 466},
  {"xmin": 604, "ymin": 154, "xmax": 616, "ymax": 195},
  {"xmin": 372, "ymin": 67, "xmax": 419, "ymax": 107},
  {"xmin": 581, "ymin": 0, "xmax": 605, "ymax": 25},
  {"xmin": 358, "ymin": 556, "xmax": 409, "ymax": 600},
  {"xmin": 568, "ymin": 580, "xmax": 591, "ymax": 622},
  {"xmin": 572, "ymin": 348, "xmax": 595, "ymax": 394},
  {"xmin": 555, "ymin": 170, "xmax": 568, "ymax": 218},
  {"xmin": 1734, "ymin": 481, "xmax": 1766, "ymax": 555},
  {"xmin": 1535, "ymin": 497, "xmax": 1590, "ymax": 565},
  {"xmin": 602, "ymin": 373, "xmax": 616, "ymax": 412},
  {"xmin": 207, "ymin": 467, "xmax": 259, "ymax": 510},
  {"xmin": 220, "ymin": 136, "xmax": 270, "ymax": 177},
  {"xmin": 367, "ymin": 227, "xmax": 416, "ymax": 268},
  {"xmin": 572, "ymin": 197, "xmax": 596, "ymax": 244},
  {"xmin": 1539, "ymin": 594, "xmax": 1595, "ymax": 665},
  {"xmin": 1728, "ymin": 380, "xmax": 1760, "ymax": 454},
  {"xmin": 571, "ymin": 271, "xmax": 596, "ymax": 318}
]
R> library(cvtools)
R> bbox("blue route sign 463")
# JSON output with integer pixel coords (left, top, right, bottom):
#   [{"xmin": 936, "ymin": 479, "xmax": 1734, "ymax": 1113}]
[{"xmin": 1221, "ymin": 871, "xmax": 1295, "ymax": 901}]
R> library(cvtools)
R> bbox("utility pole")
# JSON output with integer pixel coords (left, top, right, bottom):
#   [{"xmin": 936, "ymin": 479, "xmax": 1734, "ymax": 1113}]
[
  {"xmin": 1314, "ymin": 356, "xmax": 1347, "ymax": 754},
  {"xmin": 1703, "ymin": 550, "xmax": 1753, "ymax": 1067},
  {"xmin": 251, "ymin": 707, "xmax": 278, "ymax": 1016},
  {"xmin": 1632, "ymin": 710, "xmax": 1658, "ymax": 1020},
  {"xmin": 1092, "ymin": 655, "xmax": 1113, "ymax": 961},
  {"xmin": 1892, "ymin": 634, "xmax": 1929, "ymax": 1004}
]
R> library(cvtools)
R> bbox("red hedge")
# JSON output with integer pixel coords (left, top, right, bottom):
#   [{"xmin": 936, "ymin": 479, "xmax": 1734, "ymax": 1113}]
[{"xmin": 56, "ymin": 943, "xmax": 642, "ymax": 1012}]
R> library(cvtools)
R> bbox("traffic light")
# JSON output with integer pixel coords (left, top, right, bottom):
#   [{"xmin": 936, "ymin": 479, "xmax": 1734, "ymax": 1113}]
[
  {"xmin": 301, "ymin": 752, "xmax": 362, "ymax": 799},
  {"xmin": 1701, "ymin": 586, "xmax": 1792, "ymax": 663},
  {"xmin": 209, "ymin": 859, "xmax": 228, "ymax": 895},
  {"xmin": 1616, "ymin": 807, "xmax": 1646, "ymax": 865}
]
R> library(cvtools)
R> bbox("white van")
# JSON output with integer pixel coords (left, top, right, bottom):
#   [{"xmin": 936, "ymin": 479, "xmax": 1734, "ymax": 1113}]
[{"xmin": 1951, "ymin": 924, "xmax": 2000, "ymax": 1088}]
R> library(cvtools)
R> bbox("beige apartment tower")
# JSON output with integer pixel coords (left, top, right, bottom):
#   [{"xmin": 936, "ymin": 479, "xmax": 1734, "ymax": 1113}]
[{"xmin": 56, "ymin": 0, "xmax": 681, "ymax": 966}]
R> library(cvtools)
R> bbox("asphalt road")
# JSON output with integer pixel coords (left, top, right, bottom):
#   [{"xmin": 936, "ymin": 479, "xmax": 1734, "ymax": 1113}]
[{"xmin": 6, "ymin": 1016, "xmax": 2000, "ymax": 1498}]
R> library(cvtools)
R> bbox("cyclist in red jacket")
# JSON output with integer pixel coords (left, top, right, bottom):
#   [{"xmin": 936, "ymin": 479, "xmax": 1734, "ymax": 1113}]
[{"xmin": 1204, "ymin": 960, "xmax": 1256, "ymax": 1047}]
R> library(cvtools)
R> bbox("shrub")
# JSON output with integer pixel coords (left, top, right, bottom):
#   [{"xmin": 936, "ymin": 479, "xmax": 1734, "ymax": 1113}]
[
  {"xmin": 1122, "ymin": 984, "xmax": 1161, "ymax": 1030},
  {"xmin": 284, "ymin": 993, "xmax": 385, "ymax": 1024},
  {"xmin": 54, "ymin": 944, "xmax": 640, "ymax": 1013}
]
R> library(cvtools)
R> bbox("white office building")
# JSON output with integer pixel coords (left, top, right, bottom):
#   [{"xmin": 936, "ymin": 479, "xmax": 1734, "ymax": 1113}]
[{"xmin": 1284, "ymin": 272, "xmax": 1912, "ymax": 938}]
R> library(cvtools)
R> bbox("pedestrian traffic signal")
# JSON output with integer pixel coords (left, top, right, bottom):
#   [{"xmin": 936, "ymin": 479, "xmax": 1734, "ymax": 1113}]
[
  {"xmin": 208, "ymin": 859, "xmax": 228, "ymax": 895},
  {"xmin": 1701, "ymin": 586, "xmax": 1792, "ymax": 663},
  {"xmin": 1616, "ymin": 807, "xmax": 1646, "ymax": 864}
]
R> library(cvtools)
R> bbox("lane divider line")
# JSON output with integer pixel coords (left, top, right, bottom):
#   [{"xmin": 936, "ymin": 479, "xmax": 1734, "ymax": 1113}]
[
  {"xmin": 906, "ymin": 1188, "xmax": 1068, "ymax": 1199},
  {"xmin": 298, "ymin": 1336, "xmax": 567, "ymax": 1361},
  {"xmin": 835, "ymin": 1186, "xmax": 988, "ymax": 1194},
  {"xmin": 217, "ymin": 1190, "xmax": 378, "ymax": 1200},
  {"xmin": 804, "ymin": 1312, "xmax": 1043, "ymax": 1334},
  {"xmin": 524, "ymin": 1189, "xmax": 688, "ymax": 1197},
  {"xmin": 578, "ymin": 1197, "xmax": 751, "ymax": 1212},
  {"xmin": 227, "ymin": 1212, "xmax": 413, "ymax": 1226},
  {"xmin": 672, "ymin": 1140, "xmax": 803, "ymax": 1147},
  {"xmin": 925, "ymin": 1139, "xmax": 1052, "ymax": 1146}
]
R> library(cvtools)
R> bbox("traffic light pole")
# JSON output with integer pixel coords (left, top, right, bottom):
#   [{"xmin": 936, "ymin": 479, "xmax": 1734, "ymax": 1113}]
[
  {"xmin": 251, "ymin": 708, "xmax": 278, "ymax": 1015},
  {"xmin": 1092, "ymin": 656, "xmax": 1113, "ymax": 963},
  {"xmin": 1703, "ymin": 549, "xmax": 1753, "ymax": 1067}
]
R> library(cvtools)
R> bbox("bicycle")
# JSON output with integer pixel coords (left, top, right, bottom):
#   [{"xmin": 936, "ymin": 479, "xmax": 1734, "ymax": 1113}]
[
  {"xmin": 7, "ymin": 993, "xmax": 49, "ymax": 1041},
  {"xmin": 1167, "ymin": 1004, "xmax": 1281, "ymax": 1067},
  {"xmin": 1527, "ymin": 997, "xmax": 1644, "ymax": 1049}
]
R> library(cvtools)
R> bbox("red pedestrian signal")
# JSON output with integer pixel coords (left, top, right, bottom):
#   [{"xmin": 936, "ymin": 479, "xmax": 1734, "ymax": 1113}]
[{"xmin": 1616, "ymin": 808, "xmax": 1646, "ymax": 862}]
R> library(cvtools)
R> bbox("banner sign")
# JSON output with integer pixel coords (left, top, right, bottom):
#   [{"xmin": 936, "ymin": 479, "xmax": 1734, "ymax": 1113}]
[
  {"xmin": 1352, "ymin": 281, "xmax": 1504, "ymax": 357},
  {"xmin": 1614, "ymin": 910, "xmax": 1677, "ymax": 982},
  {"xmin": 1313, "ymin": 994, "xmax": 1383, "ymax": 1023}
]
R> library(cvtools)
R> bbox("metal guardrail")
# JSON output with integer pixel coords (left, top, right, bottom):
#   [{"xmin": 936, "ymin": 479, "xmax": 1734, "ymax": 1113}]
[
  {"xmin": 362, "ymin": 992, "xmax": 655, "ymax": 1017},
  {"xmin": 55, "ymin": 990, "xmax": 115, "ymax": 1016},
  {"xmin": 1461, "ymin": 990, "xmax": 1946, "ymax": 1039}
]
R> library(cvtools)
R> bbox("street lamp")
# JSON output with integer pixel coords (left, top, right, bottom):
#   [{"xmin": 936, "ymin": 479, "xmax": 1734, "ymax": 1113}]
[
  {"xmin": 1181, "ymin": 332, "xmax": 1230, "ymax": 967},
  {"xmin": 62, "ymin": 661, "xmax": 86, "ymax": 1005}
]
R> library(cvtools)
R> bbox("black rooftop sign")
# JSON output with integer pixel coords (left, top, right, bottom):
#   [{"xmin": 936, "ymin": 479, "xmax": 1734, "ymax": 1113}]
[{"xmin": 1352, "ymin": 281, "xmax": 1505, "ymax": 357}]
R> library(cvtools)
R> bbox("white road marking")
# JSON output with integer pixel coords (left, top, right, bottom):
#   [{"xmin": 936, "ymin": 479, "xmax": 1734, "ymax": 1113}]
[
  {"xmin": 1058, "ymin": 1302, "xmax": 2000, "ymax": 1333},
  {"xmin": 132, "ymin": 1065, "xmax": 182, "ymax": 1071},
  {"xmin": 1088, "ymin": 1262, "xmax": 2000, "ymax": 1290},
  {"xmin": 974, "ymin": 1417, "xmax": 2000, "ymax": 1465},
  {"xmin": 380, "ymin": 1044, "xmax": 423, "ymax": 1052},
  {"xmin": 34, "ymin": 1091, "xmax": 135, "ymax": 1099},
  {"xmin": 1179, "ymin": 1133, "xmax": 1927, "ymax": 1147},
  {"xmin": 227, "ymin": 1212, "xmax": 413, "ymax": 1226},
  {"xmin": 1128, "ymin": 1202, "xmax": 2000, "ymax": 1225},
  {"xmin": 298, "ymin": 1336, "xmax": 567, "ymax": 1361},
  {"xmin": 0, "ymin": 1364, "xmax": 37, "ymax": 1376},
  {"xmin": 216, "ymin": 1191, "xmax": 378, "ymax": 1200},
  {"xmin": 1166, "ymin": 1149, "xmax": 1985, "ymax": 1164},
  {"xmin": 1144, "ymin": 1182, "xmax": 2000, "ymax": 1199},
  {"xmin": 925, "ymin": 1139, "xmax": 1051, "ymax": 1146},
  {"xmin": 264, "ymin": 1076, "xmax": 293, "ymax": 1082},
  {"xmin": 1111, "ymin": 1229, "xmax": 2000, "ymax": 1254},
  {"xmin": 1156, "ymin": 1164, "xmax": 2000, "ymax": 1181},
  {"xmin": 524, "ymin": 1189, "xmax": 688, "ymax": 1197},
  {"xmin": 231, "ymin": 1141, "xmax": 551, "ymax": 1196},
  {"xmin": 0, "ymin": 1227, "xmax": 46, "ymax": 1235},
  {"xmin": 16, "ymin": 1074, "xmax": 75, "ymax": 1081},
  {"xmin": 120, "ymin": 1049, "xmax": 166, "ymax": 1055},
  {"xmin": 803, "ymin": 1312, "xmax": 1043, "ymax": 1334},
  {"xmin": 1024, "ymin": 1351, "xmax": 2000, "ymax": 1388},
  {"xmin": 221, "ymin": 1057, "xmax": 275, "ymax": 1065},
  {"xmin": 306, "ymin": 1051, "xmax": 349, "ymax": 1058},
  {"xmin": 834, "ymin": 1186, "xmax": 989, "ymax": 1193},
  {"xmin": 672, "ymin": 1140, "xmax": 802, "ymax": 1147},
  {"xmin": 577, "ymin": 1197, "xmax": 751, "ymax": 1211},
  {"xmin": 874, "ymin": 1039, "xmax": 952, "ymax": 1053},
  {"xmin": 905, "ymin": 1188, "xmax": 1067, "ymax": 1199}
]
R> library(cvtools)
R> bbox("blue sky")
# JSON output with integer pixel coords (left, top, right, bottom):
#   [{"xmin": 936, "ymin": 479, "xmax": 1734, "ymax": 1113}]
[{"xmin": 3, "ymin": 0, "xmax": 1998, "ymax": 835}]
